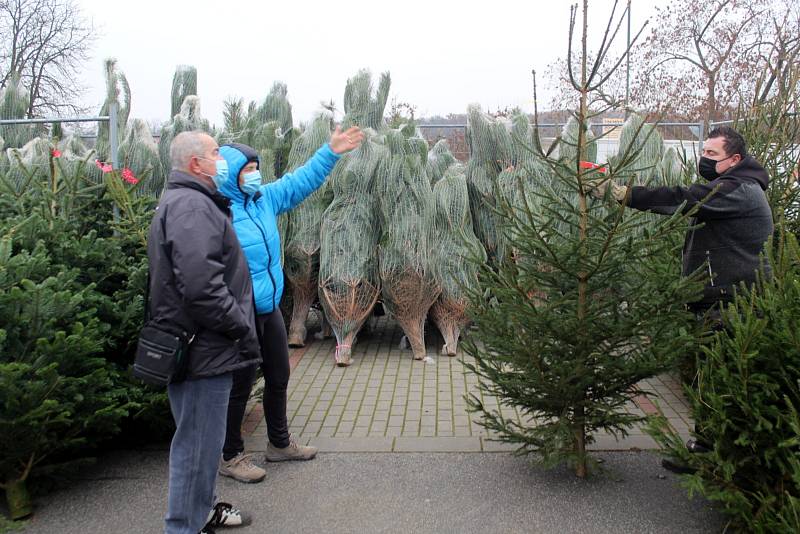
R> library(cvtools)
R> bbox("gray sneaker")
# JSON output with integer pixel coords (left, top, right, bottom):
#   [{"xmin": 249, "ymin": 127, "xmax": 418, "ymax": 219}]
[
  {"xmin": 265, "ymin": 435, "xmax": 318, "ymax": 462},
  {"xmin": 219, "ymin": 452, "xmax": 266, "ymax": 483}
]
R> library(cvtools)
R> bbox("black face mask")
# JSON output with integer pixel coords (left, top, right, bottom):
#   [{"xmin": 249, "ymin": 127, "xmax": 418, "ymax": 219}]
[{"xmin": 698, "ymin": 155, "xmax": 734, "ymax": 181}]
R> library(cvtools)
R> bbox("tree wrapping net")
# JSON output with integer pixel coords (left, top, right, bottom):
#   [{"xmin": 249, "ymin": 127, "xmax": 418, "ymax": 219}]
[
  {"xmin": 430, "ymin": 163, "xmax": 485, "ymax": 355},
  {"xmin": 658, "ymin": 146, "xmax": 687, "ymax": 185},
  {"xmin": 465, "ymin": 105, "xmax": 512, "ymax": 264},
  {"xmin": 426, "ymin": 138, "xmax": 457, "ymax": 185},
  {"xmin": 158, "ymin": 95, "xmax": 210, "ymax": 176},
  {"xmin": 0, "ymin": 73, "xmax": 36, "ymax": 150},
  {"xmin": 253, "ymin": 82, "xmax": 295, "ymax": 179},
  {"xmin": 614, "ymin": 113, "xmax": 664, "ymax": 185},
  {"xmin": 284, "ymin": 113, "xmax": 333, "ymax": 347},
  {"xmin": 496, "ymin": 110, "xmax": 554, "ymax": 264},
  {"xmin": 342, "ymin": 70, "xmax": 390, "ymax": 132},
  {"xmin": 119, "ymin": 119, "xmax": 163, "ymax": 197},
  {"xmin": 4, "ymin": 138, "xmax": 52, "ymax": 193},
  {"xmin": 318, "ymin": 133, "xmax": 385, "ymax": 366},
  {"xmin": 95, "ymin": 59, "xmax": 131, "ymax": 179},
  {"xmin": 171, "ymin": 65, "xmax": 197, "ymax": 120},
  {"xmin": 375, "ymin": 129, "xmax": 440, "ymax": 360},
  {"xmin": 3, "ymin": 136, "xmax": 97, "ymax": 207}
]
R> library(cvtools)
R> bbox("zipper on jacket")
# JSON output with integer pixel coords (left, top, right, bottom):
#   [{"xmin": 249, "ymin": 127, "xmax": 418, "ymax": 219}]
[
  {"xmin": 706, "ymin": 250, "xmax": 715, "ymax": 286},
  {"xmin": 243, "ymin": 196, "xmax": 279, "ymax": 312}
]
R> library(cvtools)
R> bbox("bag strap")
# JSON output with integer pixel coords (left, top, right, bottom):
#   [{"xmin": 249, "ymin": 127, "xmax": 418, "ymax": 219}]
[{"xmin": 143, "ymin": 269, "xmax": 151, "ymax": 324}]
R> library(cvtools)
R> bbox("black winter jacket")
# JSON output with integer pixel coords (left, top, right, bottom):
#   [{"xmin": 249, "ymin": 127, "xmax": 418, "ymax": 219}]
[
  {"xmin": 628, "ymin": 155, "xmax": 773, "ymax": 306},
  {"xmin": 146, "ymin": 170, "xmax": 261, "ymax": 379}
]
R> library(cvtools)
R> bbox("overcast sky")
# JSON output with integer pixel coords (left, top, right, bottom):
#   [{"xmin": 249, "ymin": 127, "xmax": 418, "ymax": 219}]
[{"xmin": 75, "ymin": 0, "xmax": 660, "ymax": 129}]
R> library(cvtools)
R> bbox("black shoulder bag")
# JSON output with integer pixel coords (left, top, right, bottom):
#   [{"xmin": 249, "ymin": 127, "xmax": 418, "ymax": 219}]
[{"xmin": 133, "ymin": 209, "xmax": 195, "ymax": 386}]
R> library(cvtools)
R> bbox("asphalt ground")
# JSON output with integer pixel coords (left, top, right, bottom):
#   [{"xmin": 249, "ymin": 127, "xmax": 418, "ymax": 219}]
[{"xmin": 14, "ymin": 448, "xmax": 725, "ymax": 534}]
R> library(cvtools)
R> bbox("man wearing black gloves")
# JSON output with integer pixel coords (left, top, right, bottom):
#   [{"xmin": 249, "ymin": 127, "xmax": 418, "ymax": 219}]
[{"xmin": 592, "ymin": 126, "xmax": 773, "ymax": 472}]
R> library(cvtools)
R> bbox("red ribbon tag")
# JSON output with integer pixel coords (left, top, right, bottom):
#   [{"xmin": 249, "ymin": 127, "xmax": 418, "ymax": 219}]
[{"xmin": 579, "ymin": 160, "xmax": 607, "ymax": 173}]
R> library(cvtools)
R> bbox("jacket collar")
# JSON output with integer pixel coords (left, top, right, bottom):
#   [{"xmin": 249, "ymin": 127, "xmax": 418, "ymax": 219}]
[{"xmin": 166, "ymin": 170, "xmax": 231, "ymax": 213}]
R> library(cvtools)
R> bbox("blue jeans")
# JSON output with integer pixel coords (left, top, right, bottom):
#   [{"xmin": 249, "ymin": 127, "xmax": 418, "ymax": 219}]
[{"xmin": 165, "ymin": 373, "xmax": 233, "ymax": 534}]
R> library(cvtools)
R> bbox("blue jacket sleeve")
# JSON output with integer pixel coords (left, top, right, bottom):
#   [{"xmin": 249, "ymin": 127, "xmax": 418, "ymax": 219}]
[{"xmin": 261, "ymin": 143, "xmax": 340, "ymax": 216}]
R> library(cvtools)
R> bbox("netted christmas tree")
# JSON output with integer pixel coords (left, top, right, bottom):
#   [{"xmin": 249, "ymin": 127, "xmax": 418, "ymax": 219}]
[
  {"xmin": 612, "ymin": 113, "xmax": 664, "ymax": 183},
  {"xmin": 465, "ymin": 105, "xmax": 512, "ymax": 264},
  {"xmin": 4, "ymin": 138, "xmax": 52, "ymax": 193},
  {"xmin": 251, "ymin": 82, "xmax": 295, "ymax": 180},
  {"xmin": 464, "ymin": 0, "xmax": 703, "ymax": 478},
  {"xmin": 318, "ymin": 133, "xmax": 385, "ymax": 366},
  {"xmin": 658, "ymin": 146, "xmax": 688, "ymax": 185},
  {"xmin": 95, "ymin": 59, "xmax": 131, "ymax": 172},
  {"xmin": 317, "ymin": 69, "xmax": 392, "ymax": 366},
  {"xmin": 284, "ymin": 113, "xmax": 333, "ymax": 347},
  {"xmin": 426, "ymin": 138, "xmax": 457, "ymax": 185},
  {"xmin": 430, "ymin": 163, "xmax": 485, "ymax": 355},
  {"xmin": 375, "ymin": 129, "xmax": 440, "ymax": 360},
  {"xmin": 496, "ymin": 110, "xmax": 554, "ymax": 265},
  {"xmin": 170, "ymin": 65, "xmax": 197, "ymax": 119},
  {"xmin": 342, "ymin": 70, "xmax": 390, "ymax": 132},
  {"xmin": 118, "ymin": 119, "xmax": 164, "ymax": 197},
  {"xmin": 0, "ymin": 73, "xmax": 36, "ymax": 149},
  {"xmin": 158, "ymin": 95, "xmax": 211, "ymax": 175}
]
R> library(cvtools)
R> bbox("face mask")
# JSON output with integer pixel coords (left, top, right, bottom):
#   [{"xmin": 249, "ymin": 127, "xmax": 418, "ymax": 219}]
[
  {"xmin": 698, "ymin": 155, "xmax": 733, "ymax": 181},
  {"xmin": 198, "ymin": 157, "xmax": 229, "ymax": 189},
  {"xmin": 240, "ymin": 170, "xmax": 262, "ymax": 195}
]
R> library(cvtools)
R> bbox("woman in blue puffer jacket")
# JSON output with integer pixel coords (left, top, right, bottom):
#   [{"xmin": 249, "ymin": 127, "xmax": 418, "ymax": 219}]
[{"xmin": 217, "ymin": 125, "xmax": 364, "ymax": 483}]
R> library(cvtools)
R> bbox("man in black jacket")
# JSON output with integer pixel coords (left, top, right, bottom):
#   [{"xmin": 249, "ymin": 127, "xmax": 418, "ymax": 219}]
[
  {"xmin": 148, "ymin": 130, "xmax": 260, "ymax": 533},
  {"xmin": 597, "ymin": 126, "xmax": 773, "ymax": 307},
  {"xmin": 593, "ymin": 126, "xmax": 773, "ymax": 472}
]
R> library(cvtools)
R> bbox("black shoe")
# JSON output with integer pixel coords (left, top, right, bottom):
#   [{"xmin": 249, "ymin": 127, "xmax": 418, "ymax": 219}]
[{"xmin": 661, "ymin": 458, "xmax": 698, "ymax": 475}]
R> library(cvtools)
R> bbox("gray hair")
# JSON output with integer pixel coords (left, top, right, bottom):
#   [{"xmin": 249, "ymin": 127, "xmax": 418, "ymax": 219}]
[{"xmin": 170, "ymin": 130, "xmax": 210, "ymax": 172}]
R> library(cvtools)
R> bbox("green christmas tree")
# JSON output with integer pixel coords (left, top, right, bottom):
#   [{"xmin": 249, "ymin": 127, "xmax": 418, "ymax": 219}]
[{"xmin": 463, "ymin": 0, "xmax": 702, "ymax": 477}]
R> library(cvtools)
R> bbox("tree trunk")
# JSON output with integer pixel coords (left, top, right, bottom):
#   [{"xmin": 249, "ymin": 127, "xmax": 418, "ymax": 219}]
[
  {"xmin": 574, "ymin": 414, "xmax": 587, "ymax": 478},
  {"xmin": 287, "ymin": 280, "xmax": 316, "ymax": 347},
  {"xmin": 5, "ymin": 478, "xmax": 33, "ymax": 520}
]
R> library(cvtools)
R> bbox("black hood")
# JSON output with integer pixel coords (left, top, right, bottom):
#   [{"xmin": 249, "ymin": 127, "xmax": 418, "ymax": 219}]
[{"xmin": 720, "ymin": 155, "xmax": 769, "ymax": 191}]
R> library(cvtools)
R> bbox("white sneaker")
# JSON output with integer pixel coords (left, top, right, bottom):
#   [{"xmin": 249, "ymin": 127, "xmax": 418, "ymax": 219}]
[{"xmin": 204, "ymin": 501, "xmax": 251, "ymax": 529}]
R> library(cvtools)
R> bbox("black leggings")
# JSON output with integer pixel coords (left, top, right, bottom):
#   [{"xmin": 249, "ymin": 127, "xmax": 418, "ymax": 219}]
[{"xmin": 223, "ymin": 310, "xmax": 290, "ymax": 459}]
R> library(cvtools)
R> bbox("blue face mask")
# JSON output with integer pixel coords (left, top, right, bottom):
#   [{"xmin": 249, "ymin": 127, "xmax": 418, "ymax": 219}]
[
  {"xmin": 241, "ymin": 170, "xmax": 262, "ymax": 195},
  {"xmin": 199, "ymin": 157, "xmax": 229, "ymax": 189},
  {"xmin": 211, "ymin": 159, "xmax": 229, "ymax": 189}
]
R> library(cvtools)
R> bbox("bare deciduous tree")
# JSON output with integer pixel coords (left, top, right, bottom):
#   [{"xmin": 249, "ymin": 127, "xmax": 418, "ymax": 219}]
[
  {"xmin": 0, "ymin": 0, "xmax": 96, "ymax": 118},
  {"xmin": 544, "ymin": 0, "xmax": 800, "ymax": 124}
]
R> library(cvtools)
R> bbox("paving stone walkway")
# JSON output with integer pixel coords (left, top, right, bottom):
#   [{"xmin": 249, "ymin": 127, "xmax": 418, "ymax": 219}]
[{"xmin": 243, "ymin": 316, "xmax": 693, "ymax": 453}]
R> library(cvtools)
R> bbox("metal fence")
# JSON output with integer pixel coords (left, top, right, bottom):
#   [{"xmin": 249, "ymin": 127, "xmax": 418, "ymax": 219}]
[
  {"xmin": 417, "ymin": 120, "xmax": 735, "ymax": 162},
  {"xmin": 0, "ymin": 102, "xmax": 120, "ymax": 166}
]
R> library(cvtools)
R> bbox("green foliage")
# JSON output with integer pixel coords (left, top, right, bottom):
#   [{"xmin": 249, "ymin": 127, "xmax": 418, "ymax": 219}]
[
  {"xmin": 0, "ymin": 153, "xmax": 171, "ymax": 516},
  {"xmin": 647, "ymin": 231, "xmax": 800, "ymax": 533},
  {"xmin": 0, "ymin": 233, "xmax": 132, "ymax": 513},
  {"xmin": 464, "ymin": 2, "xmax": 703, "ymax": 478}
]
